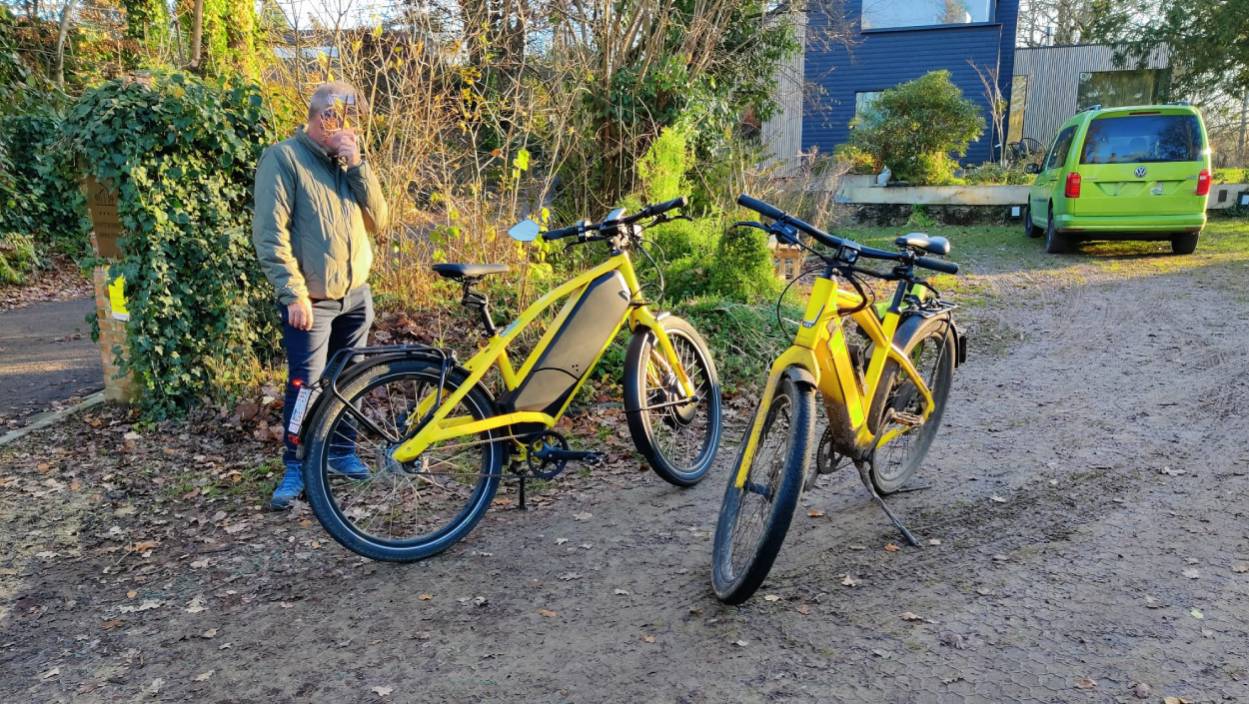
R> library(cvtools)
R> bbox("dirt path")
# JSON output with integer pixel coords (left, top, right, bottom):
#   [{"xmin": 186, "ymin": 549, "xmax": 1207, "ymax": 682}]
[
  {"xmin": 2, "ymin": 246, "xmax": 1249, "ymax": 703},
  {"xmin": 0, "ymin": 298, "xmax": 102, "ymax": 429}
]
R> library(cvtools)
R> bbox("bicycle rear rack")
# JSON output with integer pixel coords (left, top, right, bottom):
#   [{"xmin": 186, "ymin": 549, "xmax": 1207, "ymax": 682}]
[{"xmin": 316, "ymin": 344, "xmax": 456, "ymax": 446}]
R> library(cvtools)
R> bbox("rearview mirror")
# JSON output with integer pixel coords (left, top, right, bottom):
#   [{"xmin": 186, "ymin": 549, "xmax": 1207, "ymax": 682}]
[
  {"xmin": 508, "ymin": 219, "xmax": 541, "ymax": 242},
  {"xmin": 1025, "ymin": 163, "xmax": 1041, "ymax": 175}
]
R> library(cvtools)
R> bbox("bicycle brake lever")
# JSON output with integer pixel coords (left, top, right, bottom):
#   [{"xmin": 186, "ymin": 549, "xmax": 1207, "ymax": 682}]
[{"xmin": 731, "ymin": 220, "xmax": 766, "ymax": 231}]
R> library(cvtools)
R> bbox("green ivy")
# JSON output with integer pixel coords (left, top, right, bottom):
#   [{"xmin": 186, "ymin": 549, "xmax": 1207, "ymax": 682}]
[
  {"xmin": 63, "ymin": 72, "xmax": 282, "ymax": 419},
  {"xmin": 0, "ymin": 108, "xmax": 92, "ymax": 256}
]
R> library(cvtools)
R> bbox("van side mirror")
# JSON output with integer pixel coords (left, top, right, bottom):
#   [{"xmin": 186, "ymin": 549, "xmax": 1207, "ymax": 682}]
[{"xmin": 1025, "ymin": 163, "xmax": 1041, "ymax": 175}]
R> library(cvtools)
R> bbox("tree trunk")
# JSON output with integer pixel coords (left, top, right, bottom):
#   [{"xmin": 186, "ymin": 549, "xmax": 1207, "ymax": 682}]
[
  {"xmin": 189, "ymin": 0, "xmax": 204, "ymax": 72},
  {"xmin": 55, "ymin": 0, "xmax": 80, "ymax": 89}
]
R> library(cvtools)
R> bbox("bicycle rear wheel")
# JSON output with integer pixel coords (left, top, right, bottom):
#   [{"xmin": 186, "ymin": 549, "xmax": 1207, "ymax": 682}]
[
  {"xmin": 711, "ymin": 374, "xmax": 814, "ymax": 604},
  {"xmin": 867, "ymin": 316, "xmax": 956, "ymax": 495},
  {"xmin": 303, "ymin": 358, "xmax": 503, "ymax": 562}
]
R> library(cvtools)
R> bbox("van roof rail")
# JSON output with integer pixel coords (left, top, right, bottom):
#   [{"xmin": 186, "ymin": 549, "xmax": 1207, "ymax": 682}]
[
  {"xmin": 1167, "ymin": 100, "xmax": 1191, "ymax": 106},
  {"xmin": 1080, "ymin": 103, "xmax": 1102, "ymax": 113}
]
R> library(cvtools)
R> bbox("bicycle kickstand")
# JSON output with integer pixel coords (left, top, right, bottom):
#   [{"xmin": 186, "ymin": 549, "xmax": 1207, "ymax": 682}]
[{"xmin": 856, "ymin": 462, "xmax": 920, "ymax": 547}]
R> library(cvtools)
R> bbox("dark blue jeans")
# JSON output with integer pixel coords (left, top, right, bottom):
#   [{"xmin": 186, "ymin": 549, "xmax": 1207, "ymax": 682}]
[{"xmin": 280, "ymin": 285, "xmax": 374, "ymax": 463}]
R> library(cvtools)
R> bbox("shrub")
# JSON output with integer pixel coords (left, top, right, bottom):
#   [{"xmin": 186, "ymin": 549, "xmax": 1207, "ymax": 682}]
[
  {"xmin": 0, "ymin": 233, "xmax": 37, "ymax": 284},
  {"xmin": 963, "ymin": 161, "xmax": 1034, "ymax": 186},
  {"xmin": 833, "ymin": 143, "xmax": 877, "ymax": 175},
  {"xmin": 848, "ymin": 70, "xmax": 985, "ymax": 185},
  {"xmin": 63, "ymin": 72, "xmax": 282, "ymax": 418},
  {"xmin": 0, "ymin": 109, "xmax": 92, "ymax": 256}
]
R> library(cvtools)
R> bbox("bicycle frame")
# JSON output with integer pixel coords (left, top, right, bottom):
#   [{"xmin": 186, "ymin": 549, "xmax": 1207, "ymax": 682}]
[
  {"xmin": 390, "ymin": 251, "xmax": 695, "ymax": 464},
  {"xmin": 732, "ymin": 273, "xmax": 936, "ymax": 488}
]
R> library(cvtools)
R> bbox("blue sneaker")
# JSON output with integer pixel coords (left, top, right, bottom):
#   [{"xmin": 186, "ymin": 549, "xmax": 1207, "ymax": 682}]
[
  {"xmin": 328, "ymin": 453, "xmax": 371, "ymax": 480},
  {"xmin": 270, "ymin": 461, "xmax": 305, "ymax": 510}
]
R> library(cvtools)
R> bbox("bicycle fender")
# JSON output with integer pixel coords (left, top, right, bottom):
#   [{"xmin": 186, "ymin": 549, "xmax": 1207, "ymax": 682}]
[
  {"xmin": 781, "ymin": 364, "xmax": 818, "ymax": 390},
  {"xmin": 893, "ymin": 311, "xmax": 964, "ymax": 368}
]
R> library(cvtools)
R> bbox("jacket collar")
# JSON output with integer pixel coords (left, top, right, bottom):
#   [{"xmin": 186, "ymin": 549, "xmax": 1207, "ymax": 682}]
[{"xmin": 295, "ymin": 126, "xmax": 337, "ymax": 166}]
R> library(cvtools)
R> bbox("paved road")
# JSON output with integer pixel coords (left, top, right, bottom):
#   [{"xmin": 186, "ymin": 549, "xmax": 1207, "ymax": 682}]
[{"xmin": 0, "ymin": 298, "xmax": 102, "ymax": 425}]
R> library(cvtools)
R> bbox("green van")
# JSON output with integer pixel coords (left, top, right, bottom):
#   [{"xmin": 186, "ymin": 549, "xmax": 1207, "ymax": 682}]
[{"xmin": 1023, "ymin": 104, "xmax": 1211, "ymax": 254}]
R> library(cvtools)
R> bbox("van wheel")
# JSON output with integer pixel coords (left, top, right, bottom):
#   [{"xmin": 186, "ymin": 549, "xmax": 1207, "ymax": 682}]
[
  {"xmin": 1044, "ymin": 207, "xmax": 1071, "ymax": 254},
  {"xmin": 1171, "ymin": 232, "xmax": 1199, "ymax": 255},
  {"xmin": 1023, "ymin": 205, "xmax": 1042, "ymax": 238}
]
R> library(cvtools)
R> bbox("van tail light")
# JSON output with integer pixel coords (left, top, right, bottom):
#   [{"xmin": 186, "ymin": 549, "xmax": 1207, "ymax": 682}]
[
  {"xmin": 1065, "ymin": 172, "xmax": 1082, "ymax": 198},
  {"xmin": 1196, "ymin": 168, "xmax": 1211, "ymax": 196}
]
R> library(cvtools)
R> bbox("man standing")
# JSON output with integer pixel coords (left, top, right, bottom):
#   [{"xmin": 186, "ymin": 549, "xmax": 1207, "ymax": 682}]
[{"xmin": 253, "ymin": 81, "xmax": 389, "ymax": 509}]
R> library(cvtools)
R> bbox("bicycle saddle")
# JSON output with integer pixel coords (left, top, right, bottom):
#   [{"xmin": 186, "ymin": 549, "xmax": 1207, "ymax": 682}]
[
  {"xmin": 895, "ymin": 233, "xmax": 951, "ymax": 256},
  {"xmin": 431, "ymin": 263, "xmax": 510, "ymax": 280}
]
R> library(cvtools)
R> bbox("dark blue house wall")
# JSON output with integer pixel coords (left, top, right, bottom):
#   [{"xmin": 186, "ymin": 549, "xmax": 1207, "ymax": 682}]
[{"xmin": 802, "ymin": 0, "xmax": 1018, "ymax": 165}]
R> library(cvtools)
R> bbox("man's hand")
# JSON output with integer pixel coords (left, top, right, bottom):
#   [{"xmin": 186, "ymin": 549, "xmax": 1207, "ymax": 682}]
[
  {"xmin": 286, "ymin": 297, "xmax": 314, "ymax": 331},
  {"xmin": 328, "ymin": 131, "xmax": 362, "ymax": 167}
]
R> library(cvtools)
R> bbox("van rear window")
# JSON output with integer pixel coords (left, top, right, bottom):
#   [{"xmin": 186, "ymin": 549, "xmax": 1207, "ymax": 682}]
[{"xmin": 1079, "ymin": 114, "xmax": 1203, "ymax": 164}]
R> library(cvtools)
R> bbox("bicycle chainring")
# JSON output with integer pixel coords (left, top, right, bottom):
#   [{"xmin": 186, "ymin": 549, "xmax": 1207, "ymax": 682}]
[{"xmin": 527, "ymin": 431, "xmax": 570, "ymax": 480}]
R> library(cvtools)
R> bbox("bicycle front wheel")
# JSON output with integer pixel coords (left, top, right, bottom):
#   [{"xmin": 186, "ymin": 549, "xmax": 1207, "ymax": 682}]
[
  {"xmin": 624, "ymin": 315, "xmax": 723, "ymax": 486},
  {"xmin": 303, "ymin": 358, "xmax": 503, "ymax": 562},
  {"xmin": 711, "ymin": 374, "xmax": 814, "ymax": 604}
]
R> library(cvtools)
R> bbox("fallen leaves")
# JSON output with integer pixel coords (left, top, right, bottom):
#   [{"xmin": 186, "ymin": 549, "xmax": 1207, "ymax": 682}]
[
  {"xmin": 806, "ymin": 509, "xmax": 825, "ymax": 518},
  {"xmin": 1074, "ymin": 676, "xmax": 1097, "ymax": 689},
  {"xmin": 572, "ymin": 512, "xmax": 593, "ymax": 521},
  {"xmin": 840, "ymin": 574, "xmax": 859, "ymax": 587},
  {"xmin": 641, "ymin": 634, "xmax": 656, "ymax": 643},
  {"xmin": 762, "ymin": 594, "xmax": 781, "ymax": 602},
  {"xmin": 1181, "ymin": 567, "xmax": 1201, "ymax": 579},
  {"xmin": 883, "ymin": 543, "xmax": 900, "ymax": 553},
  {"xmin": 733, "ymin": 639, "xmax": 748, "ymax": 647},
  {"xmin": 990, "ymin": 495, "xmax": 1008, "ymax": 504},
  {"xmin": 39, "ymin": 667, "xmax": 60, "ymax": 680},
  {"xmin": 185, "ymin": 596, "xmax": 207, "ymax": 614},
  {"xmin": 1190, "ymin": 608, "xmax": 1204, "ymax": 620},
  {"xmin": 116, "ymin": 599, "xmax": 162, "ymax": 614},
  {"xmin": 193, "ymin": 670, "xmax": 214, "ymax": 682},
  {"xmin": 796, "ymin": 604, "xmax": 811, "ymax": 615},
  {"xmin": 613, "ymin": 588, "xmax": 631, "ymax": 596},
  {"xmin": 371, "ymin": 685, "xmax": 394, "ymax": 697},
  {"xmin": 537, "ymin": 608, "xmax": 558, "ymax": 618},
  {"xmin": 1233, "ymin": 563, "xmax": 1248, "ymax": 574},
  {"xmin": 417, "ymin": 593, "xmax": 433, "ymax": 601}
]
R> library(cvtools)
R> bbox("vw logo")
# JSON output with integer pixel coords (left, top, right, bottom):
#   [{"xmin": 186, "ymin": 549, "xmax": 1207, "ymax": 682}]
[{"xmin": 1134, "ymin": 166, "xmax": 1147, "ymax": 178}]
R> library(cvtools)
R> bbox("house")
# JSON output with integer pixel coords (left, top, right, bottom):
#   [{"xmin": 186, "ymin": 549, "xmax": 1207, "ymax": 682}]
[
  {"xmin": 1010, "ymin": 44, "xmax": 1171, "ymax": 148},
  {"xmin": 763, "ymin": 0, "xmax": 1020, "ymax": 171}
]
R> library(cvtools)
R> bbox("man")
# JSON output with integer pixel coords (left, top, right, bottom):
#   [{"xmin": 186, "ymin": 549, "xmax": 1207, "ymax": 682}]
[{"xmin": 252, "ymin": 81, "xmax": 389, "ymax": 509}]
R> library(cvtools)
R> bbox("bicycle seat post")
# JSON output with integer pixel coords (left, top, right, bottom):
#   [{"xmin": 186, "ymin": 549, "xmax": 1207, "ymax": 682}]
[{"xmin": 459, "ymin": 278, "xmax": 498, "ymax": 338}]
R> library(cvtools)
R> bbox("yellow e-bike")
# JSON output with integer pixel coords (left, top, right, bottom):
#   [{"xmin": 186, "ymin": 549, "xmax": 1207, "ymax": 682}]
[
  {"xmin": 294, "ymin": 198, "xmax": 723, "ymax": 561},
  {"xmin": 711, "ymin": 195, "xmax": 965, "ymax": 603}
]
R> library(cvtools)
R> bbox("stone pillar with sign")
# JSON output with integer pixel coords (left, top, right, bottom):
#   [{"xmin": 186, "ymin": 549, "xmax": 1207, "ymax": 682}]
[{"xmin": 83, "ymin": 177, "xmax": 138, "ymax": 403}]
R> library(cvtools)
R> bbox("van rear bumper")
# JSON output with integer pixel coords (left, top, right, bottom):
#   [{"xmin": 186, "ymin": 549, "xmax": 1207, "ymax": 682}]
[{"xmin": 1056, "ymin": 212, "xmax": 1206, "ymax": 238}]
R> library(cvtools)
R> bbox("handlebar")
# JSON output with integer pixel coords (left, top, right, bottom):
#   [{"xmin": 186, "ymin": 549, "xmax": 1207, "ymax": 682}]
[
  {"xmin": 736, "ymin": 193, "xmax": 958, "ymax": 275},
  {"xmin": 544, "ymin": 219, "xmax": 591, "ymax": 241},
  {"xmin": 915, "ymin": 256, "xmax": 959, "ymax": 275},
  {"xmin": 543, "ymin": 196, "xmax": 689, "ymax": 242}
]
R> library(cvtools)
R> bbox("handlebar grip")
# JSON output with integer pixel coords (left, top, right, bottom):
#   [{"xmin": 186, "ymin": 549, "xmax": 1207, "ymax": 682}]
[
  {"xmin": 645, "ymin": 196, "xmax": 688, "ymax": 217},
  {"xmin": 915, "ymin": 256, "xmax": 959, "ymax": 275},
  {"xmin": 544, "ymin": 219, "xmax": 590, "ymax": 241},
  {"xmin": 737, "ymin": 193, "xmax": 786, "ymax": 221}
]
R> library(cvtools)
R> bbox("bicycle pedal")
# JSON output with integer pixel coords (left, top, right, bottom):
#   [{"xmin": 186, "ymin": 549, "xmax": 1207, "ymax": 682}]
[{"xmin": 889, "ymin": 411, "xmax": 924, "ymax": 428}]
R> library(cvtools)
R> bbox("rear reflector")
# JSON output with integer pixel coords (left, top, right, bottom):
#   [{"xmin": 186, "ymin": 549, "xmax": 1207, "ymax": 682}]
[
  {"xmin": 1065, "ymin": 172, "xmax": 1082, "ymax": 198},
  {"xmin": 1196, "ymin": 168, "xmax": 1211, "ymax": 196}
]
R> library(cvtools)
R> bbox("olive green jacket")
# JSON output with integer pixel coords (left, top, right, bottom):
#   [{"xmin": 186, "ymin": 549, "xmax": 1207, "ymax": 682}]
[{"xmin": 252, "ymin": 127, "xmax": 389, "ymax": 305}]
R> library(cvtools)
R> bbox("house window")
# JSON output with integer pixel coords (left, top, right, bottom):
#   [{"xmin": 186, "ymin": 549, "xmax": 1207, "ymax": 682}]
[
  {"xmin": 860, "ymin": 0, "xmax": 993, "ymax": 30},
  {"xmin": 854, "ymin": 91, "xmax": 883, "ymax": 118},
  {"xmin": 1077, "ymin": 69, "xmax": 1170, "ymax": 110},
  {"xmin": 1007, "ymin": 75, "xmax": 1028, "ymax": 143}
]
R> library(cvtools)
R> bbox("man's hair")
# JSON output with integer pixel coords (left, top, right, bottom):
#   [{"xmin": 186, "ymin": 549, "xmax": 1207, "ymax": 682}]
[{"xmin": 307, "ymin": 81, "xmax": 366, "ymax": 121}]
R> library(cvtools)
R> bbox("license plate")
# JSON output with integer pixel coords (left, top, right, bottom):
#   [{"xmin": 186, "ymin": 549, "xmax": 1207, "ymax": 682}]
[{"xmin": 287, "ymin": 387, "xmax": 313, "ymax": 435}]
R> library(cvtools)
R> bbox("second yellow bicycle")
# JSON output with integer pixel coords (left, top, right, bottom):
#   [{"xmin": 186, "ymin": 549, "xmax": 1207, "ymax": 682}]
[{"xmin": 712, "ymin": 194, "xmax": 966, "ymax": 603}]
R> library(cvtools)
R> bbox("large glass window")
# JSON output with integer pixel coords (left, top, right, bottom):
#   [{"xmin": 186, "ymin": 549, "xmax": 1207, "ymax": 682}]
[
  {"xmin": 854, "ymin": 91, "xmax": 882, "ymax": 118},
  {"xmin": 861, "ymin": 0, "xmax": 993, "ymax": 30},
  {"xmin": 1044, "ymin": 126, "xmax": 1076, "ymax": 172},
  {"xmin": 1077, "ymin": 69, "xmax": 1170, "ymax": 110},
  {"xmin": 1079, "ymin": 114, "xmax": 1203, "ymax": 164}
]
